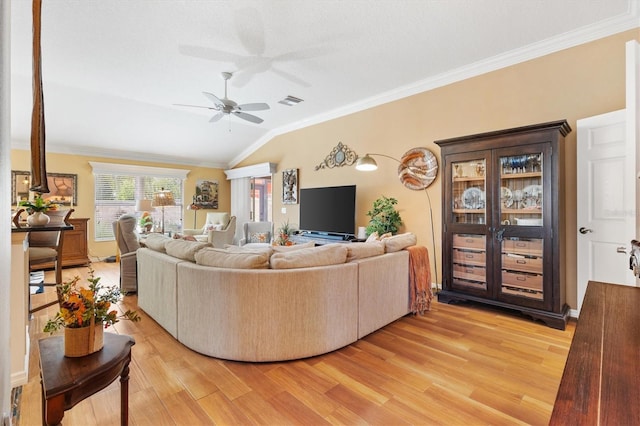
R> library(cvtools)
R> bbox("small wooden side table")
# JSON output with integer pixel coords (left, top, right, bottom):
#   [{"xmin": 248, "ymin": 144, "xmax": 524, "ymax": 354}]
[{"xmin": 38, "ymin": 333, "xmax": 135, "ymax": 426}]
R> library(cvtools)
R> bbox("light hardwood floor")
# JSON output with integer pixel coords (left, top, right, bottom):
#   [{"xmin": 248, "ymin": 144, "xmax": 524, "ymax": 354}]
[{"xmin": 18, "ymin": 262, "xmax": 575, "ymax": 425}]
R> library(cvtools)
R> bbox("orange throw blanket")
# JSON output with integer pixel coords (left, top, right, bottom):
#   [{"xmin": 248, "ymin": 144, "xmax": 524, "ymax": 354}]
[{"xmin": 407, "ymin": 245, "xmax": 433, "ymax": 315}]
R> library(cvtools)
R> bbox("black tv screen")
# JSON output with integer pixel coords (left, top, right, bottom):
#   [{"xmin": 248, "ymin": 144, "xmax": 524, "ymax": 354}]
[{"xmin": 299, "ymin": 185, "xmax": 356, "ymax": 237}]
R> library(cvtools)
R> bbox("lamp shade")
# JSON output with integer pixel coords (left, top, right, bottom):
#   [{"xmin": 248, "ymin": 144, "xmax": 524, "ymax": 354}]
[
  {"xmin": 355, "ymin": 154, "xmax": 378, "ymax": 171},
  {"xmin": 135, "ymin": 199, "xmax": 154, "ymax": 212},
  {"xmin": 152, "ymin": 188, "xmax": 175, "ymax": 207},
  {"xmin": 187, "ymin": 203, "xmax": 201, "ymax": 211}
]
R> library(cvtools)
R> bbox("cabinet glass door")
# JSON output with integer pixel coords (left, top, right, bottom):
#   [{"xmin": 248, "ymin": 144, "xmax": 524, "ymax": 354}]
[
  {"xmin": 451, "ymin": 159, "xmax": 486, "ymax": 224},
  {"xmin": 499, "ymin": 153, "xmax": 543, "ymax": 226}
]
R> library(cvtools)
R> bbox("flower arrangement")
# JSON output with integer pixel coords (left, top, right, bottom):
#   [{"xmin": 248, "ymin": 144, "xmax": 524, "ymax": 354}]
[
  {"xmin": 273, "ymin": 220, "xmax": 295, "ymax": 246},
  {"xmin": 44, "ymin": 266, "xmax": 140, "ymax": 334},
  {"xmin": 138, "ymin": 211, "xmax": 153, "ymax": 232},
  {"xmin": 19, "ymin": 195, "xmax": 58, "ymax": 213}
]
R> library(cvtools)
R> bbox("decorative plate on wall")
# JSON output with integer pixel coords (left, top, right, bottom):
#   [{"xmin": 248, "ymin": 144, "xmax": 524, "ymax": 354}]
[{"xmin": 397, "ymin": 147, "xmax": 439, "ymax": 190}]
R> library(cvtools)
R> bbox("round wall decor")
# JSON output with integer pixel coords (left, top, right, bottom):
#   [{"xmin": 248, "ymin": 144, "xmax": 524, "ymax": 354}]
[{"xmin": 397, "ymin": 147, "xmax": 439, "ymax": 190}]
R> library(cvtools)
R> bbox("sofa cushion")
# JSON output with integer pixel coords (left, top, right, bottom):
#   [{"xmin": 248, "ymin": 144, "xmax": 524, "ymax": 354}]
[
  {"xmin": 270, "ymin": 243, "xmax": 348, "ymax": 269},
  {"xmin": 272, "ymin": 241, "xmax": 315, "ymax": 252},
  {"xmin": 144, "ymin": 233, "xmax": 172, "ymax": 252},
  {"xmin": 346, "ymin": 241, "xmax": 385, "ymax": 261},
  {"xmin": 165, "ymin": 239, "xmax": 210, "ymax": 262},
  {"xmin": 383, "ymin": 232, "xmax": 417, "ymax": 253},
  {"xmin": 195, "ymin": 247, "xmax": 271, "ymax": 269}
]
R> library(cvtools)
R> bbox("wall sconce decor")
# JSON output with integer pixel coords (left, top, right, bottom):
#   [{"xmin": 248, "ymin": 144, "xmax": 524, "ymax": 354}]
[{"xmin": 315, "ymin": 142, "xmax": 359, "ymax": 170}]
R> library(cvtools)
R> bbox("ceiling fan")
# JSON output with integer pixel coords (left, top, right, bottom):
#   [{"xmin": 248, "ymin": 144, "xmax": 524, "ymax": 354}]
[{"xmin": 174, "ymin": 72, "xmax": 269, "ymax": 124}]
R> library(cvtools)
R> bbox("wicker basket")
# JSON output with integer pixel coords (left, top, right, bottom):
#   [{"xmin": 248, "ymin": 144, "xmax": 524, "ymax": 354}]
[{"xmin": 64, "ymin": 318, "xmax": 104, "ymax": 357}]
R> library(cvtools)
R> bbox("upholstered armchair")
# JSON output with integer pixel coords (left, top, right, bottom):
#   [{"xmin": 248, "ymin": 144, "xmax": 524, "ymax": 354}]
[
  {"xmin": 239, "ymin": 221, "xmax": 274, "ymax": 246},
  {"xmin": 112, "ymin": 214, "xmax": 140, "ymax": 293},
  {"xmin": 183, "ymin": 212, "xmax": 236, "ymax": 247}
]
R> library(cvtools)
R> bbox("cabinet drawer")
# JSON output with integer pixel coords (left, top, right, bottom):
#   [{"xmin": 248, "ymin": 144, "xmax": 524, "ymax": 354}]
[
  {"xmin": 453, "ymin": 249, "xmax": 486, "ymax": 266},
  {"xmin": 453, "ymin": 278, "xmax": 487, "ymax": 290},
  {"xmin": 503, "ymin": 238, "xmax": 543, "ymax": 256},
  {"xmin": 501, "ymin": 254, "xmax": 542, "ymax": 273},
  {"xmin": 502, "ymin": 270, "xmax": 542, "ymax": 291},
  {"xmin": 454, "ymin": 264, "xmax": 486, "ymax": 282},
  {"xmin": 453, "ymin": 234, "xmax": 485, "ymax": 251}
]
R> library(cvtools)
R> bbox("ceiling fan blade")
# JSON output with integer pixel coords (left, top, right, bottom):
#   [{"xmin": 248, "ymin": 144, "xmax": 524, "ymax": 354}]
[
  {"xmin": 233, "ymin": 111, "xmax": 263, "ymax": 124},
  {"xmin": 209, "ymin": 112, "xmax": 224, "ymax": 123},
  {"xmin": 237, "ymin": 102, "xmax": 270, "ymax": 112},
  {"xmin": 173, "ymin": 103, "xmax": 217, "ymax": 110},
  {"xmin": 202, "ymin": 92, "xmax": 225, "ymax": 109}
]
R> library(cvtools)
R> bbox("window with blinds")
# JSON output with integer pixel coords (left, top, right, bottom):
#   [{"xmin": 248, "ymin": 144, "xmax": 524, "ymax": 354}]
[{"xmin": 91, "ymin": 162, "xmax": 188, "ymax": 241}]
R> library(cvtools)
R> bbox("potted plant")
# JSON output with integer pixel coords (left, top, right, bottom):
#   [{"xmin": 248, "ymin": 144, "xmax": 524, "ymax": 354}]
[
  {"xmin": 365, "ymin": 196, "xmax": 403, "ymax": 236},
  {"xmin": 273, "ymin": 220, "xmax": 296, "ymax": 246},
  {"xmin": 44, "ymin": 266, "xmax": 140, "ymax": 357},
  {"xmin": 19, "ymin": 195, "xmax": 58, "ymax": 226}
]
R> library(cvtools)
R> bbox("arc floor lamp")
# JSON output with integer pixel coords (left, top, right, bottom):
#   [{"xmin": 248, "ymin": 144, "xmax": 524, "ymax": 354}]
[{"xmin": 356, "ymin": 148, "xmax": 439, "ymax": 287}]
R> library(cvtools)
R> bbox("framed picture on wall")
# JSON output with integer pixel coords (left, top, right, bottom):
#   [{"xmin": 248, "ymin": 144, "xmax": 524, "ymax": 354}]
[
  {"xmin": 282, "ymin": 168, "xmax": 298, "ymax": 204},
  {"xmin": 12, "ymin": 170, "xmax": 77, "ymax": 206},
  {"xmin": 194, "ymin": 179, "xmax": 219, "ymax": 209}
]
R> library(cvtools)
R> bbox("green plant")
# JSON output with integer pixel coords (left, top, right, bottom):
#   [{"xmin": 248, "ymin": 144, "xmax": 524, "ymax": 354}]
[
  {"xmin": 19, "ymin": 195, "xmax": 57, "ymax": 213},
  {"xmin": 365, "ymin": 196, "xmax": 403, "ymax": 236}
]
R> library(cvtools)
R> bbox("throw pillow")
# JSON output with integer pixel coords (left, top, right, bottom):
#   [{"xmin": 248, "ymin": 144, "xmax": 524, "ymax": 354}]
[
  {"xmin": 249, "ymin": 232, "xmax": 270, "ymax": 244},
  {"xmin": 195, "ymin": 247, "xmax": 271, "ymax": 269},
  {"xmin": 165, "ymin": 239, "xmax": 210, "ymax": 262},
  {"xmin": 383, "ymin": 232, "xmax": 417, "ymax": 253},
  {"xmin": 346, "ymin": 241, "xmax": 385, "ymax": 261},
  {"xmin": 270, "ymin": 243, "xmax": 348, "ymax": 269},
  {"xmin": 365, "ymin": 231, "xmax": 379, "ymax": 242},
  {"xmin": 202, "ymin": 224, "xmax": 216, "ymax": 235},
  {"xmin": 172, "ymin": 234, "xmax": 197, "ymax": 242},
  {"xmin": 144, "ymin": 233, "xmax": 171, "ymax": 252}
]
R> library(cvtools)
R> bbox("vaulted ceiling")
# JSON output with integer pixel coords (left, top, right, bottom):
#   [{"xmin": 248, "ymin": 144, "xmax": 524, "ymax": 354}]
[{"xmin": 10, "ymin": 0, "xmax": 638, "ymax": 168}]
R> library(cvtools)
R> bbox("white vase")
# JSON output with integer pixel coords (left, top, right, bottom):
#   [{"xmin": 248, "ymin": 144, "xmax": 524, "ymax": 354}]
[{"xmin": 27, "ymin": 211, "xmax": 50, "ymax": 226}]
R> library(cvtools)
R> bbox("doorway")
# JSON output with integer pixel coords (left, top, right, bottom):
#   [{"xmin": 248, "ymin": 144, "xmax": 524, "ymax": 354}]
[{"xmin": 250, "ymin": 177, "xmax": 272, "ymax": 222}]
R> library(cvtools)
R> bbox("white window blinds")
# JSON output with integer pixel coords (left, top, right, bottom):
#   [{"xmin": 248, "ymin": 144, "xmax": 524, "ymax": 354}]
[{"xmin": 90, "ymin": 162, "xmax": 188, "ymax": 241}]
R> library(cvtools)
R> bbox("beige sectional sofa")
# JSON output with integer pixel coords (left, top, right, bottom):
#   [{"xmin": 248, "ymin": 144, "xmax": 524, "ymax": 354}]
[{"xmin": 137, "ymin": 233, "xmax": 418, "ymax": 362}]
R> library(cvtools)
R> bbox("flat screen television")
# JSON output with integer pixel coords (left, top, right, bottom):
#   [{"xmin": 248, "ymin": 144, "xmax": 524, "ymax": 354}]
[{"xmin": 299, "ymin": 185, "xmax": 356, "ymax": 238}]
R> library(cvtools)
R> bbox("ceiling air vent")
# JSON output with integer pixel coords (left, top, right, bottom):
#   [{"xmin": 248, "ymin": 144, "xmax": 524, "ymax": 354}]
[{"xmin": 278, "ymin": 96, "xmax": 304, "ymax": 106}]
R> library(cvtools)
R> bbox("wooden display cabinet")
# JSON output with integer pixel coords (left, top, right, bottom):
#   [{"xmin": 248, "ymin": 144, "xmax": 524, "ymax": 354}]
[{"xmin": 435, "ymin": 120, "xmax": 571, "ymax": 329}]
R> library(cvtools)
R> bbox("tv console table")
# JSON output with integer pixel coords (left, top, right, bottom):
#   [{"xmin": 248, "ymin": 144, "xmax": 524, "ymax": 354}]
[{"xmin": 290, "ymin": 233, "xmax": 357, "ymax": 245}]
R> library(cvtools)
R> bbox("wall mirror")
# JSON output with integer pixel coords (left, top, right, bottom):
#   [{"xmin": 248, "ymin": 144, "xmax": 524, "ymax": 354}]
[{"xmin": 12, "ymin": 170, "xmax": 77, "ymax": 206}]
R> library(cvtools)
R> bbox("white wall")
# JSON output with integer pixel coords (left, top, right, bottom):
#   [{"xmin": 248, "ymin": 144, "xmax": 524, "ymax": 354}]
[{"xmin": 1, "ymin": 0, "xmax": 12, "ymax": 421}]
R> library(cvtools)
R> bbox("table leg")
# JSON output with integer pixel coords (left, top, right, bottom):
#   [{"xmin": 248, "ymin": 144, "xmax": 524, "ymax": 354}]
[
  {"xmin": 120, "ymin": 362, "xmax": 131, "ymax": 426},
  {"xmin": 44, "ymin": 394, "xmax": 65, "ymax": 426}
]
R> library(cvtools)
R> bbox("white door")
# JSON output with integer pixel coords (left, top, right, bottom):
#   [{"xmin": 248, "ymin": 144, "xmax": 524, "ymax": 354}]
[
  {"xmin": 576, "ymin": 40, "xmax": 640, "ymax": 313},
  {"xmin": 576, "ymin": 110, "xmax": 635, "ymax": 312}
]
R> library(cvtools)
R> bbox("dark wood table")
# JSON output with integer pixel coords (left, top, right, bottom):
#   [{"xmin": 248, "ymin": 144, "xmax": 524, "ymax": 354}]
[
  {"xmin": 550, "ymin": 281, "xmax": 640, "ymax": 425},
  {"xmin": 38, "ymin": 333, "xmax": 135, "ymax": 426}
]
